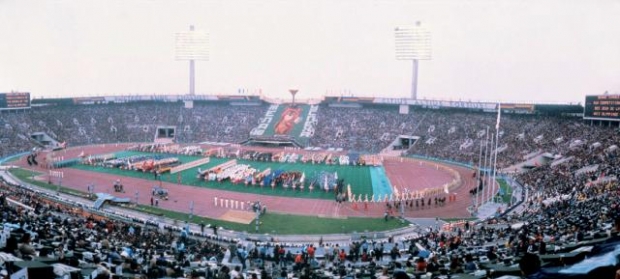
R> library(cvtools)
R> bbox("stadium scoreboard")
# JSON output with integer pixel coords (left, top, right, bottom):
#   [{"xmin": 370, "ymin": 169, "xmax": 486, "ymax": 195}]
[
  {"xmin": 0, "ymin": 92, "xmax": 30, "ymax": 110},
  {"xmin": 584, "ymin": 95, "xmax": 620, "ymax": 120}
]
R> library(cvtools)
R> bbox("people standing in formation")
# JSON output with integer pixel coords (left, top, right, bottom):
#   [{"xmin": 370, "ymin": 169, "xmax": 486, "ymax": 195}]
[
  {"xmin": 380, "ymin": 192, "xmax": 453, "ymax": 215},
  {"xmin": 25, "ymin": 152, "xmax": 38, "ymax": 167}
]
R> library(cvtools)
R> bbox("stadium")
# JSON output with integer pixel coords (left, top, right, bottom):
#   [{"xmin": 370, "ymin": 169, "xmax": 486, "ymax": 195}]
[
  {"xmin": 1, "ymin": 2, "xmax": 620, "ymax": 279},
  {"xmin": 1, "ymin": 92, "xmax": 619, "ymax": 279}
]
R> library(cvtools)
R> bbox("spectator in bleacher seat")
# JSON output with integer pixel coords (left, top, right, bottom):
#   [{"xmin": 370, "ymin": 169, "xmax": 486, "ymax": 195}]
[
  {"xmin": 519, "ymin": 253, "xmax": 542, "ymax": 279},
  {"xmin": 17, "ymin": 233, "xmax": 36, "ymax": 257}
]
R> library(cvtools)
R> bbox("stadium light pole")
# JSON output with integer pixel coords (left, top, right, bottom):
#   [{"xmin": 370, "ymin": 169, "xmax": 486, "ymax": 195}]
[
  {"xmin": 176, "ymin": 25, "xmax": 209, "ymax": 96},
  {"xmin": 395, "ymin": 22, "xmax": 432, "ymax": 100}
]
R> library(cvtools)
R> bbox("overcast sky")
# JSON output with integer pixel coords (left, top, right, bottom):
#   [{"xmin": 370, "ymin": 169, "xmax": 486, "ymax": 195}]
[{"xmin": 1, "ymin": 0, "xmax": 619, "ymax": 104}]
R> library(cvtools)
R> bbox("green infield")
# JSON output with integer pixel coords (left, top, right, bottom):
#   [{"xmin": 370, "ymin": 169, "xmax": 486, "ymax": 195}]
[
  {"xmin": 9, "ymin": 167, "xmax": 408, "ymax": 235},
  {"xmin": 72, "ymin": 151, "xmax": 374, "ymax": 200},
  {"xmin": 137, "ymin": 205, "xmax": 407, "ymax": 234}
]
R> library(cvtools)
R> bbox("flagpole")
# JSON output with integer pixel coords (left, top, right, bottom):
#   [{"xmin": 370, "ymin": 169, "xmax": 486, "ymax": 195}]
[
  {"xmin": 476, "ymin": 134, "xmax": 484, "ymax": 209},
  {"xmin": 486, "ymin": 131, "xmax": 494, "ymax": 206},
  {"xmin": 492, "ymin": 104, "xmax": 501, "ymax": 205},
  {"xmin": 483, "ymin": 126, "xmax": 490, "ymax": 206},
  {"xmin": 492, "ymin": 126, "xmax": 500, "ymax": 204}
]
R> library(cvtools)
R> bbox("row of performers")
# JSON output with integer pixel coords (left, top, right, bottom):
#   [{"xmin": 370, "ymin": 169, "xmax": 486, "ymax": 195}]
[
  {"xmin": 199, "ymin": 165, "xmax": 309, "ymax": 188},
  {"xmin": 349, "ymin": 189, "xmax": 451, "ymax": 203},
  {"xmin": 84, "ymin": 154, "xmax": 180, "ymax": 173},
  {"xmin": 198, "ymin": 166, "xmax": 344, "ymax": 191},
  {"xmin": 128, "ymin": 144, "xmax": 204, "ymax": 156},
  {"xmin": 238, "ymin": 151, "xmax": 381, "ymax": 166},
  {"xmin": 238, "ymin": 151, "xmax": 350, "ymax": 165}
]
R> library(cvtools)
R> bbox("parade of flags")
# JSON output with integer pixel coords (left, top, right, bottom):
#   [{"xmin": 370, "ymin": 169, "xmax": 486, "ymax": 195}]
[{"xmin": 473, "ymin": 104, "xmax": 502, "ymax": 211}]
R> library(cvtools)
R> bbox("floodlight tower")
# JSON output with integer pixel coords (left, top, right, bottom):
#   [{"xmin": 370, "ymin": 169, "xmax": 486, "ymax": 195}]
[
  {"xmin": 395, "ymin": 22, "xmax": 431, "ymax": 100},
  {"xmin": 175, "ymin": 25, "xmax": 209, "ymax": 95}
]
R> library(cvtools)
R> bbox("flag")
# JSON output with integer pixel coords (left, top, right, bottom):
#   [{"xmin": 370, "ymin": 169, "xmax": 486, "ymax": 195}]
[
  {"xmin": 324, "ymin": 176, "xmax": 329, "ymax": 191},
  {"xmin": 496, "ymin": 104, "xmax": 501, "ymax": 130}
]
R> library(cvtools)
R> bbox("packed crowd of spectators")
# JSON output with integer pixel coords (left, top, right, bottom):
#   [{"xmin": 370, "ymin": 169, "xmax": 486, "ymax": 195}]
[
  {"xmin": 1, "ymin": 102, "xmax": 611, "ymax": 170},
  {"xmin": 402, "ymin": 110, "xmax": 596, "ymax": 169},
  {"xmin": 0, "ymin": 102, "xmax": 266, "ymax": 158},
  {"xmin": 0, "ymin": 177, "xmax": 248, "ymax": 279},
  {"xmin": 309, "ymin": 106, "xmax": 418, "ymax": 152}
]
